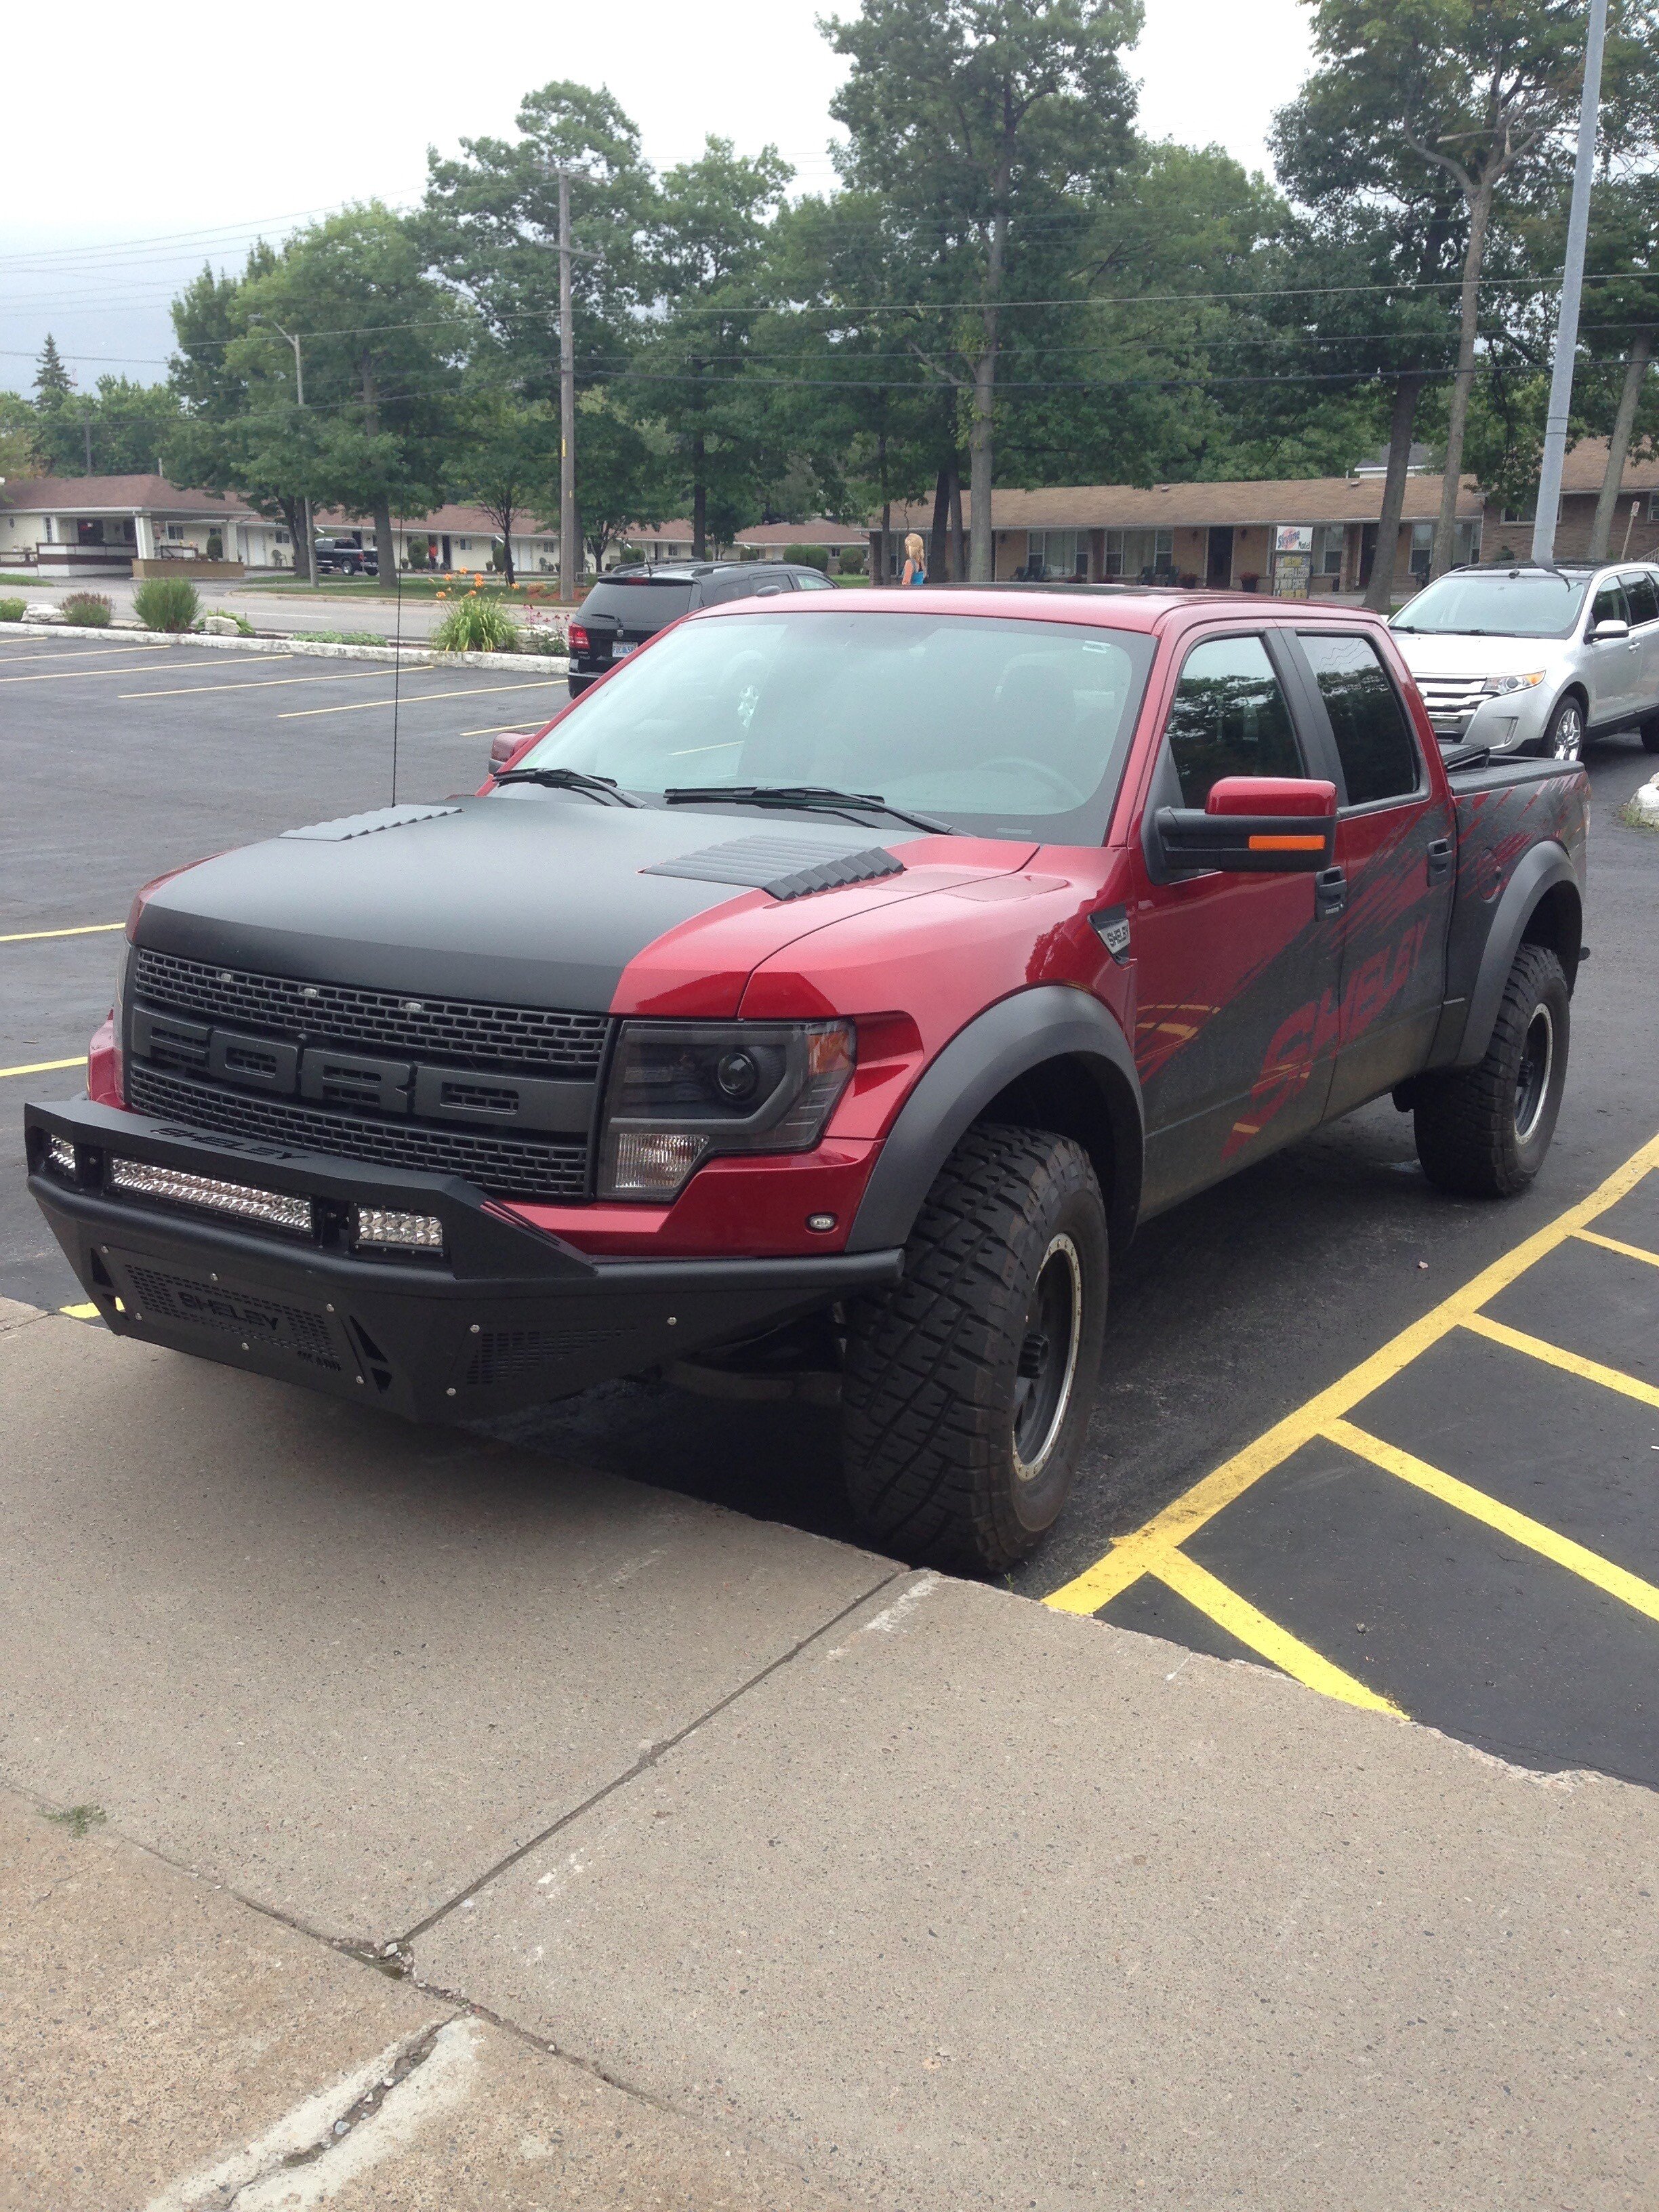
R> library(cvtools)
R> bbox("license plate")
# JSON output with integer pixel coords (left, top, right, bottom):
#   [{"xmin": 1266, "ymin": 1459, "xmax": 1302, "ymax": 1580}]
[{"xmin": 611, "ymin": 642, "xmax": 636, "ymax": 659}]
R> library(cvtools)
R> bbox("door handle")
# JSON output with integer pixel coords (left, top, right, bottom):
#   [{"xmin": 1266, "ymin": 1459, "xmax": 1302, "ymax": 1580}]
[
  {"xmin": 1315, "ymin": 865, "xmax": 1347, "ymax": 918},
  {"xmin": 1426, "ymin": 836, "xmax": 1452, "ymax": 885}
]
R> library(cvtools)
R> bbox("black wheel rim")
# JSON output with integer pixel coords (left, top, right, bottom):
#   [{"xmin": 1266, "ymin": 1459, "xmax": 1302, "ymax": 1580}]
[
  {"xmin": 1552, "ymin": 706, "xmax": 1582, "ymax": 761},
  {"xmin": 1012, "ymin": 1235, "xmax": 1083, "ymax": 1482},
  {"xmin": 1515, "ymin": 1003, "xmax": 1555, "ymax": 1142}
]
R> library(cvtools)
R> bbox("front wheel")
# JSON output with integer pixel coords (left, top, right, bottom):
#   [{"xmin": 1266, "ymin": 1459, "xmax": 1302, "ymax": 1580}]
[
  {"xmin": 1413, "ymin": 944, "xmax": 1570, "ymax": 1197},
  {"xmin": 1540, "ymin": 697, "xmax": 1584, "ymax": 762},
  {"xmin": 1640, "ymin": 716, "xmax": 1659, "ymax": 755},
  {"xmin": 841, "ymin": 1125, "xmax": 1107, "ymax": 1574}
]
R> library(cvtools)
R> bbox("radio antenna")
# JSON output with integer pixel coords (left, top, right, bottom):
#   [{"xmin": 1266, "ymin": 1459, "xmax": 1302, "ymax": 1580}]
[{"xmin": 390, "ymin": 515, "xmax": 403, "ymax": 805}]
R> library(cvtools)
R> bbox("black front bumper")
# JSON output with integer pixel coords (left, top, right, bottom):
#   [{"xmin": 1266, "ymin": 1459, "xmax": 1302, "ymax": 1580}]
[{"xmin": 26, "ymin": 1100, "xmax": 901, "ymax": 1421}]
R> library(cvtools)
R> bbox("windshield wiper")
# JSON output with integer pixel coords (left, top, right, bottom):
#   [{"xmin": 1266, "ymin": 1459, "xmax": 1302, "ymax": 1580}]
[
  {"xmin": 660, "ymin": 783, "xmax": 954, "ymax": 835},
  {"xmin": 493, "ymin": 766, "xmax": 643, "ymax": 807}
]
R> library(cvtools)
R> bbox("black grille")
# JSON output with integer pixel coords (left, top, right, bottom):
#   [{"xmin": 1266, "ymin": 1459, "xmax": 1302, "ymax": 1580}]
[
  {"xmin": 129, "ymin": 1065, "xmax": 589, "ymax": 1200},
  {"xmin": 134, "ymin": 949, "xmax": 609, "ymax": 1078},
  {"xmin": 464, "ymin": 1325, "xmax": 630, "ymax": 1387},
  {"xmin": 123, "ymin": 1263, "xmax": 341, "ymax": 1370}
]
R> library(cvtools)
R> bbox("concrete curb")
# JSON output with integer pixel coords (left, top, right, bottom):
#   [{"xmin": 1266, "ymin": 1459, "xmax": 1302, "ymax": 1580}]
[{"xmin": 7, "ymin": 621, "xmax": 566, "ymax": 676}]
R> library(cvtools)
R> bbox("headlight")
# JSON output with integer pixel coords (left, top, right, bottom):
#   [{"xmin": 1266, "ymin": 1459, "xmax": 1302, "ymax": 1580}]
[
  {"xmin": 1481, "ymin": 672, "xmax": 1546, "ymax": 694},
  {"xmin": 598, "ymin": 1019, "xmax": 855, "ymax": 1200}
]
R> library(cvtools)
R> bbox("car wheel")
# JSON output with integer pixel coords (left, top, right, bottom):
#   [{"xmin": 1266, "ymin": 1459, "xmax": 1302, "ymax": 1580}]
[
  {"xmin": 1412, "ymin": 944, "xmax": 1570, "ymax": 1198},
  {"xmin": 840, "ymin": 1124, "xmax": 1107, "ymax": 1573},
  {"xmin": 1542, "ymin": 697, "xmax": 1584, "ymax": 762},
  {"xmin": 1641, "ymin": 715, "xmax": 1659, "ymax": 754}
]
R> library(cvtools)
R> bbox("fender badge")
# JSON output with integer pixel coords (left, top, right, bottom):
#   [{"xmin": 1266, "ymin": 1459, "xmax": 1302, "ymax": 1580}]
[{"xmin": 1090, "ymin": 906, "xmax": 1132, "ymax": 963}]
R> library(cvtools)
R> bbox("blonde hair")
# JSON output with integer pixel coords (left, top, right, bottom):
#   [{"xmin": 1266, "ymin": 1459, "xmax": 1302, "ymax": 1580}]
[{"xmin": 904, "ymin": 533, "xmax": 925, "ymax": 561}]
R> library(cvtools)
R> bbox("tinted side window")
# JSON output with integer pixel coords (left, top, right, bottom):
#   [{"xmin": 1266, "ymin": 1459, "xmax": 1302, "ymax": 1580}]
[
  {"xmin": 1299, "ymin": 633, "xmax": 1420, "ymax": 804},
  {"xmin": 794, "ymin": 569, "xmax": 837, "ymax": 590},
  {"xmin": 1164, "ymin": 634, "xmax": 1303, "ymax": 807},
  {"xmin": 1590, "ymin": 579, "xmax": 1630, "ymax": 630},
  {"xmin": 1622, "ymin": 571, "xmax": 1659, "ymax": 627},
  {"xmin": 699, "ymin": 572, "xmax": 770, "ymax": 607}
]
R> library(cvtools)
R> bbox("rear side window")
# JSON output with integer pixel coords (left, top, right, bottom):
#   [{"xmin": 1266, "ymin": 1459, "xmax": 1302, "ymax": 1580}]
[
  {"xmin": 1163, "ymin": 634, "xmax": 1303, "ymax": 807},
  {"xmin": 1622, "ymin": 571, "xmax": 1659, "ymax": 626},
  {"xmin": 699, "ymin": 571, "xmax": 776, "ymax": 607},
  {"xmin": 794, "ymin": 569, "xmax": 836, "ymax": 590},
  {"xmin": 1298, "ymin": 633, "xmax": 1420, "ymax": 804}
]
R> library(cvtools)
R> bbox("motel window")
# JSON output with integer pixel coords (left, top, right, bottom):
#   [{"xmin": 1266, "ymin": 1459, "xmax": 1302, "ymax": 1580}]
[
  {"xmin": 1314, "ymin": 524, "xmax": 1345, "ymax": 577},
  {"xmin": 1103, "ymin": 527, "xmax": 1174, "ymax": 580}
]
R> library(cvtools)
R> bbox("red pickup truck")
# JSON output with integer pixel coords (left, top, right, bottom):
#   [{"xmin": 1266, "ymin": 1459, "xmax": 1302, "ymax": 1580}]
[{"xmin": 28, "ymin": 587, "xmax": 1588, "ymax": 1572}]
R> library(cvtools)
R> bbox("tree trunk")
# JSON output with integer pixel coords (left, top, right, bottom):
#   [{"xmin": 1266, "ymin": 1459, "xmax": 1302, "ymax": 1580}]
[
  {"xmin": 281, "ymin": 498, "xmax": 313, "ymax": 587},
  {"xmin": 497, "ymin": 506, "xmax": 517, "ymax": 586},
  {"xmin": 1433, "ymin": 182, "xmax": 1493, "ymax": 579},
  {"xmin": 692, "ymin": 428, "xmax": 707, "ymax": 560},
  {"xmin": 1366, "ymin": 373, "xmax": 1425, "ymax": 615},
  {"xmin": 968, "ymin": 194, "xmax": 1006, "ymax": 586},
  {"xmin": 948, "ymin": 463, "xmax": 965, "ymax": 584},
  {"xmin": 1589, "ymin": 331, "xmax": 1654, "ymax": 562},
  {"xmin": 928, "ymin": 468, "xmax": 949, "ymax": 581},
  {"xmin": 373, "ymin": 495, "xmax": 394, "ymax": 585}
]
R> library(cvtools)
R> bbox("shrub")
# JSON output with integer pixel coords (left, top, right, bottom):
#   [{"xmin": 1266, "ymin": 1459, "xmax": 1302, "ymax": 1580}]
[
  {"xmin": 784, "ymin": 543, "xmax": 832, "ymax": 573},
  {"xmin": 61, "ymin": 592, "xmax": 115, "ymax": 627},
  {"xmin": 295, "ymin": 629, "xmax": 386, "ymax": 646},
  {"xmin": 0, "ymin": 596, "xmax": 26, "ymax": 622},
  {"xmin": 432, "ymin": 596, "xmax": 518, "ymax": 653},
  {"xmin": 836, "ymin": 545, "xmax": 867, "ymax": 575},
  {"xmin": 134, "ymin": 577, "xmax": 201, "ymax": 632},
  {"xmin": 203, "ymin": 607, "xmax": 255, "ymax": 636}
]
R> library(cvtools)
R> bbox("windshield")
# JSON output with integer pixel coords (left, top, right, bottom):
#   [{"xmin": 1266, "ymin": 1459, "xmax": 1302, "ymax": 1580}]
[
  {"xmin": 1393, "ymin": 570, "xmax": 1591, "ymax": 638},
  {"xmin": 514, "ymin": 610, "xmax": 1155, "ymax": 841},
  {"xmin": 579, "ymin": 578, "xmax": 695, "ymax": 625}
]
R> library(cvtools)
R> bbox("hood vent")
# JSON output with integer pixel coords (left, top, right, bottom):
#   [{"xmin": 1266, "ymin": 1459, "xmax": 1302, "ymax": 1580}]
[
  {"xmin": 283, "ymin": 804, "xmax": 463, "ymax": 842},
  {"xmin": 644, "ymin": 832, "xmax": 905, "ymax": 902}
]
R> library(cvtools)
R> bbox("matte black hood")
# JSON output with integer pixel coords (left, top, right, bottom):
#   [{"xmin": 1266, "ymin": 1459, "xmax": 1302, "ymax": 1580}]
[{"xmin": 137, "ymin": 796, "xmax": 921, "ymax": 1013}]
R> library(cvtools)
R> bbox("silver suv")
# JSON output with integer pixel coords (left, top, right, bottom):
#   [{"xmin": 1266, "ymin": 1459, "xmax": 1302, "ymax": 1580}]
[{"xmin": 1389, "ymin": 560, "xmax": 1659, "ymax": 762}]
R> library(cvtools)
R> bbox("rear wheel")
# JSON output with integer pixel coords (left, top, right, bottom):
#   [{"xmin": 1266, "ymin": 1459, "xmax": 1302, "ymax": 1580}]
[
  {"xmin": 1640, "ymin": 716, "xmax": 1659, "ymax": 754},
  {"xmin": 841, "ymin": 1125, "xmax": 1107, "ymax": 1574},
  {"xmin": 1413, "ymin": 944, "xmax": 1570, "ymax": 1197}
]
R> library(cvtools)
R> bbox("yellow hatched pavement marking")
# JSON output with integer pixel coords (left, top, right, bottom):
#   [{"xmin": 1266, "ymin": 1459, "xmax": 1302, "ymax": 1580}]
[
  {"xmin": 0, "ymin": 1057, "xmax": 85, "ymax": 1080},
  {"xmin": 1046, "ymin": 1127, "xmax": 1659, "ymax": 1618},
  {"xmin": 60, "ymin": 1303, "xmax": 100, "ymax": 1321},
  {"xmin": 0, "ymin": 922, "xmax": 122, "ymax": 943},
  {"xmin": 1460, "ymin": 1312, "xmax": 1659, "ymax": 1410},
  {"xmin": 1153, "ymin": 1550, "xmax": 1404, "ymax": 1714},
  {"xmin": 1327, "ymin": 1419, "xmax": 1659, "ymax": 1629},
  {"xmin": 276, "ymin": 679, "xmax": 563, "ymax": 720},
  {"xmin": 1574, "ymin": 1226, "xmax": 1659, "ymax": 1270}
]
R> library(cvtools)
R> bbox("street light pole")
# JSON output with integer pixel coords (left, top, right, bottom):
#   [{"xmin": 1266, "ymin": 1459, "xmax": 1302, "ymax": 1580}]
[
  {"xmin": 1532, "ymin": 0, "xmax": 1609, "ymax": 566},
  {"xmin": 557, "ymin": 168, "xmax": 580, "ymax": 605},
  {"xmin": 253, "ymin": 314, "xmax": 316, "ymax": 588}
]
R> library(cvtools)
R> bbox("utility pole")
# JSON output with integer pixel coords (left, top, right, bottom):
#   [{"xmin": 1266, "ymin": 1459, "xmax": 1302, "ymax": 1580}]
[
  {"xmin": 558, "ymin": 168, "xmax": 580, "ymax": 605},
  {"xmin": 253, "ymin": 314, "xmax": 316, "ymax": 587},
  {"xmin": 1532, "ymin": 0, "xmax": 1608, "ymax": 566}
]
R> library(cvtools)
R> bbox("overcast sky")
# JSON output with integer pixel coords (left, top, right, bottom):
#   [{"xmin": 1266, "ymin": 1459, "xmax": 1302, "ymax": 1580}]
[{"xmin": 0, "ymin": 0, "xmax": 1312, "ymax": 394}]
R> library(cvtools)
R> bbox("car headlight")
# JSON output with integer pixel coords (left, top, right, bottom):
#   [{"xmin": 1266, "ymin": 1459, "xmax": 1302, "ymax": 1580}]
[
  {"xmin": 1481, "ymin": 672, "xmax": 1546, "ymax": 694},
  {"xmin": 597, "ymin": 1019, "xmax": 855, "ymax": 1200}
]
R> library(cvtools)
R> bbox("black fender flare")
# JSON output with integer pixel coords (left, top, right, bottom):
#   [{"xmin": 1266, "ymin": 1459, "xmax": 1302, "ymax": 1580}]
[
  {"xmin": 845, "ymin": 985, "xmax": 1144, "ymax": 1253},
  {"xmin": 1453, "ymin": 840, "xmax": 1582, "ymax": 1068}
]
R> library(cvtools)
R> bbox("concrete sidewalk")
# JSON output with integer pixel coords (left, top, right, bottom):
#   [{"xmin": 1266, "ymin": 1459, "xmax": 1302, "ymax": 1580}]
[{"xmin": 3, "ymin": 1294, "xmax": 1656, "ymax": 2207}]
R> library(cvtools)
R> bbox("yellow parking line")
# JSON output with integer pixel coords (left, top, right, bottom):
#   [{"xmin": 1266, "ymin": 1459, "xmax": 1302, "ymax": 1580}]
[
  {"xmin": 0, "ymin": 1057, "xmax": 85, "ymax": 1079},
  {"xmin": 60, "ymin": 1303, "xmax": 100, "ymax": 1321},
  {"xmin": 1574, "ymin": 1226, "xmax": 1659, "ymax": 1270},
  {"xmin": 1046, "ymin": 1127, "xmax": 1659, "ymax": 1617},
  {"xmin": 1328, "ymin": 1419, "xmax": 1659, "ymax": 1629},
  {"xmin": 276, "ymin": 680, "xmax": 563, "ymax": 720},
  {"xmin": 0, "ymin": 922, "xmax": 122, "ymax": 943},
  {"xmin": 1154, "ymin": 1550, "xmax": 1404, "ymax": 1715},
  {"xmin": 1460, "ymin": 1313, "xmax": 1659, "ymax": 1410}
]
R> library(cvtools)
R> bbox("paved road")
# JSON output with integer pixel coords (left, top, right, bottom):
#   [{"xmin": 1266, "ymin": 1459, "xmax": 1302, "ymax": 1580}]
[{"xmin": 5, "ymin": 630, "xmax": 1658, "ymax": 1793}]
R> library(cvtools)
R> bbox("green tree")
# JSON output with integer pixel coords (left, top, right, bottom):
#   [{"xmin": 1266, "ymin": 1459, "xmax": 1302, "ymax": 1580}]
[
  {"xmin": 0, "ymin": 390, "xmax": 45, "ymax": 478},
  {"xmin": 34, "ymin": 334, "xmax": 73, "ymax": 406},
  {"xmin": 1576, "ymin": 174, "xmax": 1659, "ymax": 557},
  {"xmin": 449, "ymin": 380, "xmax": 558, "ymax": 583},
  {"xmin": 571, "ymin": 391, "xmax": 674, "ymax": 569},
  {"xmin": 824, "ymin": 0, "xmax": 1141, "ymax": 578},
  {"xmin": 1283, "ymin": 0, "xmax": 1656, "ymax": 577}
]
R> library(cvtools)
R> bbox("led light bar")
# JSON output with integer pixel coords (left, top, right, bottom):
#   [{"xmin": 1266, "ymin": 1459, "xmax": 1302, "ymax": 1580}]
[
  {"xmin": 47, "ymin": 1135, "xmax": 77, "ymax": 1176},
  {"xmin": 108, "ymin": 1157, "xmax": 314, "ymax": 1236},
  {"xmin": 352, "ymin": 1206, "xmax": 445, "ymax": 1254}
]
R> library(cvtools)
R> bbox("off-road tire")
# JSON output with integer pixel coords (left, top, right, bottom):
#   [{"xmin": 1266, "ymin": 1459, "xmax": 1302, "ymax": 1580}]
[
  {"xmin": 1413, "ymin": 944, "xmax": 1570, "ymax": 1198},
  {"xmin": 841, "ymin": 1124, "xmax": 1107, "ymax": 1574}
]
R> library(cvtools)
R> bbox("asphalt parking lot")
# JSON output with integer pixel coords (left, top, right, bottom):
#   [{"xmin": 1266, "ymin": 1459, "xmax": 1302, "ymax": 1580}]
[{"xmin": 5, "ymin": 628, "xmax": 1658, "ymax": 1795}]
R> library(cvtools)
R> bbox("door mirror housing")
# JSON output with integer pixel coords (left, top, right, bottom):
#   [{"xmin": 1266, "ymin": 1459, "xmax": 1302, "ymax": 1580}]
[
  {"xmin": 1591, "ymin": 617, "xmax": 1631, "ymax": 641},
  {"xmin": 1153, "ymin": 776, "xmax": 1337, "ymax": 876}
]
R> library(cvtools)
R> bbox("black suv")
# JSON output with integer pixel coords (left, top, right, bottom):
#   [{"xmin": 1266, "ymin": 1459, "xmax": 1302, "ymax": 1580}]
[{"xmin": 567, "ymin": 562, "xmax": 837, "ymax": 696}]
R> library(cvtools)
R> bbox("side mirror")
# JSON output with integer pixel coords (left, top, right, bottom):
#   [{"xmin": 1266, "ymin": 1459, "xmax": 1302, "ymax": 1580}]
[
  {"xmin": 1153, "ymin": 776, "xmax": 1337, "ymax": 875},
  {"xmin": 1591, "ymin": 617, "xmax": 1631, "ymax": 641}
]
